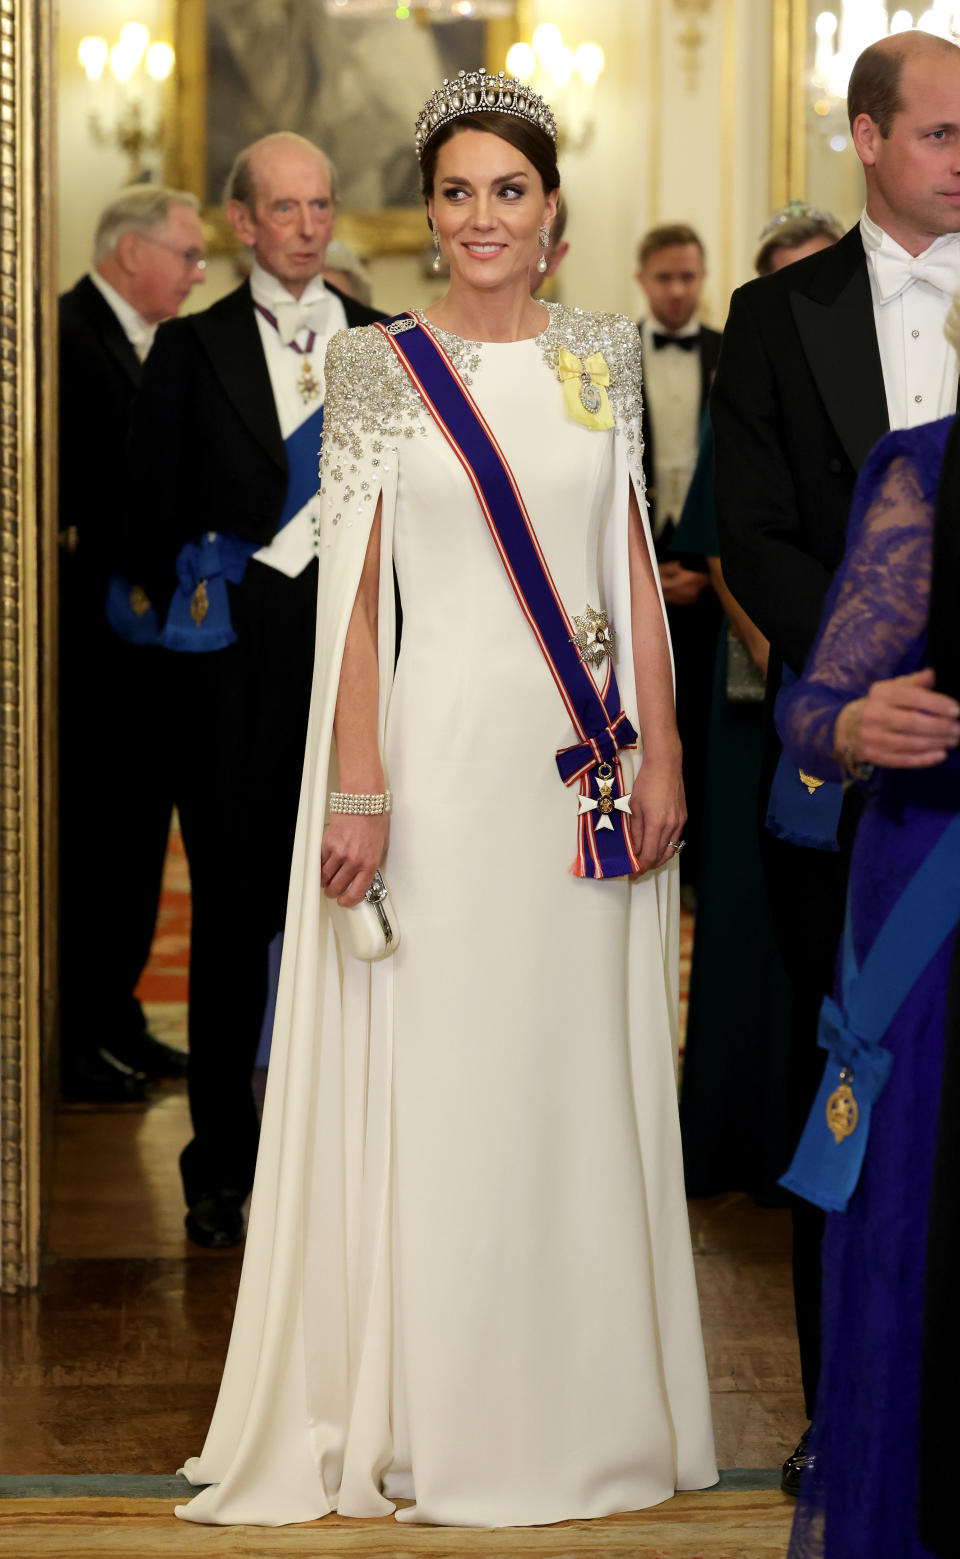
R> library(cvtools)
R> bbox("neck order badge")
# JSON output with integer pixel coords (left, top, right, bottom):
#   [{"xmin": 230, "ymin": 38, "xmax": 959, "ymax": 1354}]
[{"xmin": 255, "ymin": 301, "xmax": 322, "ymax": 405}]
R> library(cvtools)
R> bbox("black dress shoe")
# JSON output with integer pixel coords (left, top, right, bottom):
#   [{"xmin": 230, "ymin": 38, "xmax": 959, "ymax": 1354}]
[
  {"xmin": 111, "ymin": 1031, "xmax": 189, "ymax": 1080},
  {"xmin": 61, "ymin": 1048, "xmax": 149, "ymax": 1103},
  {"xmin": 185, "ymin": 1191, "xmax": 246, "ymax": 1249},
  {"xmin": 781, "ymin": 1427, "xmax": 814, "ymax": 1496}
]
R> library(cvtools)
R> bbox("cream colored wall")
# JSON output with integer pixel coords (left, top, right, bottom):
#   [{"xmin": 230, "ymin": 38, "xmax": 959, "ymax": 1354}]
[
  {"xmin": 642, "ymin": 0, "xmax": 772, "ymax": 324},
  {"xmin": 58, "ymin": 1, "xmax": 775, "ymax": 321},
  {"xmin": 58, "ymin": 0, "xmax": 176, "ymax": 292}
]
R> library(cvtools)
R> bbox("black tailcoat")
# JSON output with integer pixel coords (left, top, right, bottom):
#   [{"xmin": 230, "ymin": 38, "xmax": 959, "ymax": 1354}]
[
  {"xmin": 58, "ymin": 276, "xmax": 173, "ymax": 1071},
  {"xmin": 712, "ymin": 225, "xmax": 892, "ymax": 679},
  {"xmin": 127, "ymin": 278, "xmax": 386, "ymax": 1205},
  {"xmin": 129, "ymin": 278, "xmax": 383, "ymax": 607}
]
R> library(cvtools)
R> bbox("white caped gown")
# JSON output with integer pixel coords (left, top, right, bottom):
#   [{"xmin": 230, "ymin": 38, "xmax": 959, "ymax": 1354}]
[{"xmin": 176, "ymin": 303, "xmax": 717, "ymax": 1529}]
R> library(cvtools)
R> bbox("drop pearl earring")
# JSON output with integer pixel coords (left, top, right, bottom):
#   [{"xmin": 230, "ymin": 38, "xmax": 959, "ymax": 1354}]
[{"xmin": 537, "ymin": 225, "xmax": 550, "ymax": 274}]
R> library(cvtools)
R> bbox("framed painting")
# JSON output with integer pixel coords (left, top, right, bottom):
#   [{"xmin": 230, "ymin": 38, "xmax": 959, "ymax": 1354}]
[{"xmin": 170, "ymin": 0, "xmax": 522, "ymax": 255}]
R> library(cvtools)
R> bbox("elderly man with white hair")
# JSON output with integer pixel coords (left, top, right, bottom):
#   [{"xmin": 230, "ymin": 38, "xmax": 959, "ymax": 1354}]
[
  {"xmin": 127, "ymin": 133, "xmax": 385, "ymax": 1249},
  {"xmin": 59, "ymin": 184, "xmax": 206, "ymax": 1106}
]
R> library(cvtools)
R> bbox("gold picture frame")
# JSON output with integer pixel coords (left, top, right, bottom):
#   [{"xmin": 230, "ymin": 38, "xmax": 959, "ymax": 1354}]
[
  {"xmin": 169, "ymin": 1, "xmax": 522, "ymax": 258},
  {"xmin": 0, "ymin": 0, "xmax": 58, "ymax": 1293},
  {"xmin": 770, "ymin": 0, "xmax": 808, "ymax": 211}
]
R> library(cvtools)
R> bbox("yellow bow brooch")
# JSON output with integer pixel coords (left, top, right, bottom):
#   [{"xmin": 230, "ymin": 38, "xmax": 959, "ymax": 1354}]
[{"xmin": 558, "ymin": 348, "xmax": 615, "ymax": 431}]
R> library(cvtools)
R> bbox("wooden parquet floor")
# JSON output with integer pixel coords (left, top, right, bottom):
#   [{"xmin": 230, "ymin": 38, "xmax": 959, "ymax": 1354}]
[
  {"xmin": 0, "ymin": 1060, "xmax": 802, "ymax": 1555},
  {"xmin": 0, "ymin": 1489, "xmax": 794, "ymax": 1557}
]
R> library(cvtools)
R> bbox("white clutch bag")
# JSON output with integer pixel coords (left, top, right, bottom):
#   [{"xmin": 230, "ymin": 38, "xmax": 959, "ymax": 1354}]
[{"xmin": 330, "ymin": 871, "xmax": 400, "ymax": 963}]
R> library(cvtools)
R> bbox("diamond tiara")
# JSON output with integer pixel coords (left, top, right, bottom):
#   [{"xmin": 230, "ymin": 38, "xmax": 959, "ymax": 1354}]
[{"xmin": 415, "ymin": 68, "xmax": 557, "ymax": 160}]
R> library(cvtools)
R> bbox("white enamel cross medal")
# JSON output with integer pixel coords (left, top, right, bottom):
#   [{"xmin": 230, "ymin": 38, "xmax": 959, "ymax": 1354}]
[
  {"xmin": 578, "ymin": 761, "xmax": 632, "ymax": 832},
  {"xmin": 298, "ymin": 357, "xmax": 322, "ymax": 405}
]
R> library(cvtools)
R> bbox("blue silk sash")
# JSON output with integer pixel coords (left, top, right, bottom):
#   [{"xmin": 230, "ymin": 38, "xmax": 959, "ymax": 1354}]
[
  {"xmin": 766, "ymin": 666, "xmax": 844, "ymax": 850},
  {"xmin": 109, "ymin": 406, "xmax": 324, "ymax": 652},
  {"xmin": 781, "ymin": 811, "xmax": 960, "ymax": 1212},
  {"xmin": 376, "ymin": 313, "xmax": 640, "ymax": 878}
]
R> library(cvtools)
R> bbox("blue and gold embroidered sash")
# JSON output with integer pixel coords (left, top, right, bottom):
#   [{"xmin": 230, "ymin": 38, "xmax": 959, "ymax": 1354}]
[
  {"xmin": 376, "ymin": 312, "xmax": 640, "ymax": 879},
  {"xmin": 106, "ymin": 405, "xmax": 325, "ymax": 653},
  {"xmin": 781, "ymin": 811, "xmax": 960, "ymax": 1212}
]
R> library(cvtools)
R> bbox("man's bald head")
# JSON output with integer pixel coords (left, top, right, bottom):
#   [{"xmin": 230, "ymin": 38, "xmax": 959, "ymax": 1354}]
[
  {"xmin": 225, "ymin": 132, "xmax": 340, "ymax": 298},
  {"xmin": 848, "ymin": 31, "xmax": 960, "ymax": 136},
  {"xmin": 224, "ymin": 132, "xmax": 338, "ymax": 212}
]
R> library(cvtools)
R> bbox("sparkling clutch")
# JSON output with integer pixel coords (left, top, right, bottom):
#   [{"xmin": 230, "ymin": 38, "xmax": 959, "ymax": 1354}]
[
  {"xmin": 725, "ymin": 630, "xmax": 766, "ymax": 704},
  {"xmin": 330, "ymin": 872, "xmax": 400, "ymax": 963}
]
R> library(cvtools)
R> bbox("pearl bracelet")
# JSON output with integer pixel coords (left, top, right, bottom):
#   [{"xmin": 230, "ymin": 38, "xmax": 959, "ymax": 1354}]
[{"xmin": 329, "ymin": 790, "xmax": 393, "ymax": 816}]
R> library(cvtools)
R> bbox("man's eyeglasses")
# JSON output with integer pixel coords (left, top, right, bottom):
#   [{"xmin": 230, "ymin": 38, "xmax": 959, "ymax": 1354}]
[{"xmin": 140, "ymin": 234, "xmax": 207, "ymax": 272}]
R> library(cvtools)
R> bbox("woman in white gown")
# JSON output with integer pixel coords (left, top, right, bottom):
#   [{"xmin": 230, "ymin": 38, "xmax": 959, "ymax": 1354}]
[{"xmin": 177, "ymin": 72, "xmax": 717, "ymax": 1530}]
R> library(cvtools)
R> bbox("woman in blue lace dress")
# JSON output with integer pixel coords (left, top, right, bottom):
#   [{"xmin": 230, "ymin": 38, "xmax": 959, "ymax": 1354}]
[{"xmin": 780, "ymin": 412, "xmax": 960, "ymax": 1559}]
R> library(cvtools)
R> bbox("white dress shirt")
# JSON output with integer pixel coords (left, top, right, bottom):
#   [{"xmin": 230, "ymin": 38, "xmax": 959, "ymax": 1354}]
[
  {"xmin": 249, "ymin": 262, "xmax": 347, "ymax": 577},
  {"xmin": 860, "ymin": 209, "xmax": 960, "ymax": 430},
  {"xmin": 89, "ymin": 270, "xmax": 156, "ymax": 360},
  {"xmin": 639, "ymin": 316, "xmax": 702, "ymax": 535}
]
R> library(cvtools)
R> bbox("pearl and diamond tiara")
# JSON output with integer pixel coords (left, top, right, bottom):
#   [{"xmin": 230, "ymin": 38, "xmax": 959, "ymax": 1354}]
[{"xmin": 414, "ymin": 68, "xmax": 557, "ymax": 160}]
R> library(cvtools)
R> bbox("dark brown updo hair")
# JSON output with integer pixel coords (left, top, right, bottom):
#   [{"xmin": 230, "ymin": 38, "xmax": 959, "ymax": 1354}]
[{"xmin": 419, "ymin": 111, "xmax": 560, "ymax": 202}]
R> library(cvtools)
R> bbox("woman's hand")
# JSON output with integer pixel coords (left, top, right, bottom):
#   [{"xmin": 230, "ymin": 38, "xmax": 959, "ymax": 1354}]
[
  {"xmin": 628, "ymin": 748, "xmax": 687, "ymax": 873},
  {"xmin": 834, "ymin": 668, "xmax": 960, "ymax": 771},
  {"xmin": 321, "ymin": 816, "xmax": 389, "ymax": 906}
]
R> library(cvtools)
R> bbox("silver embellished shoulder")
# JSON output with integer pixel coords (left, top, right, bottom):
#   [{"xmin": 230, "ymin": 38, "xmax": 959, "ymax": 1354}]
[
  {"xmin": 321, "ymin": 324, "xmax": 426, "ymax": 469},
  {"xmin": 536, "ymin": 302, "xmax": 643, "ymax": 431}
]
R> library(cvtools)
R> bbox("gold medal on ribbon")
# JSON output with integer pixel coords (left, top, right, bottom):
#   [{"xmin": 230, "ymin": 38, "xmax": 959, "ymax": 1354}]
[
  {"xmin": 298, "ymin": 357, "xmax": 322, "ymax": 405},
  {"xmin": 190, "ymin": 580, "xmax": 210, "ymax": 626},
  {"xmin": 129, "ymin": 584, "xmax": 151, "ymax": 618},
  {"xmin": 826, "ymin": 1068, "xmax": 859, "ymax": 1144}
]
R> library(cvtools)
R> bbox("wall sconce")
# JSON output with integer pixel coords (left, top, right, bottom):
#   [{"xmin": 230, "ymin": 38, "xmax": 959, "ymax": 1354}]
[
  {"xmin": 807, "ymin": 5, "xmax": 960, "ymax": 158},
  {"xmin": 505, "ymin": 24, "xmax": 605, "ymax": 153},
  {"xmin": 673, "ymin": 0, "xmax": 713, "ymax": 91},
  {"xmin": 78, "ymin": 23, "xmax": 175, "ymax": 183}
]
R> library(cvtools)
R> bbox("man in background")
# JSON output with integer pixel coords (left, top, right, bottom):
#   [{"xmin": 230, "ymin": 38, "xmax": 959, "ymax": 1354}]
[
  {"xmin": 712, "ymin": 29, "xmax": 960, "ymax": 1492},
  {"xmin": 636, "ymin": 223, "xmax": 722, "ymax": 897},
  {"xmin": 128, "ymin": 133, "xmax": 384, "ymax": 1249},
  {"xmin": 59, "ymin": 185, "xmax": 206, "ymax": 1102}
]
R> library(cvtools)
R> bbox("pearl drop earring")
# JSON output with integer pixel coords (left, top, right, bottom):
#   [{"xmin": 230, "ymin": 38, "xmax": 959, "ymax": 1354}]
[
  {"xmin": 537, "ymin": 225, "xmax": 550, "ymax": 274},
  {"xmin": 432, "ymin": 225, "xmax": 442, "ymax": 273}
]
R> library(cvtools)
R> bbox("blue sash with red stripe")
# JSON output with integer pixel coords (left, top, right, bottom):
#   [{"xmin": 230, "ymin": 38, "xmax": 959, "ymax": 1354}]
[{"xmin": 376, "ymin": 312, "xmax": 640, "ymax": 879}]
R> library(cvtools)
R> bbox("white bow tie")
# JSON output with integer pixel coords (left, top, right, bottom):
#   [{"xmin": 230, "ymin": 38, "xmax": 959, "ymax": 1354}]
[
  {"xmin": 267, "ymin": 292, "xmax": 332, "ymax": 346},
  {"xmin": 130, "ymin": 324, "xmax": 156, "ymax": 362},
  {"xmin": 873, "ymin": 245, "xmax": 960, "ymax": 304}
]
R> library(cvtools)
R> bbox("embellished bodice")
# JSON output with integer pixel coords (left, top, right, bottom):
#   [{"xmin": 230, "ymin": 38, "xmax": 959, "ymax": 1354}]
[{"xmin": 316, "ymin": 303, "xmax": 646, "ymax": 543}]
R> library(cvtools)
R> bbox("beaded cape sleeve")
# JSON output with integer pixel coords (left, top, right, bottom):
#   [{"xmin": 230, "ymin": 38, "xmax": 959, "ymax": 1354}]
[
  {"xmin": 316, "ymin": 305, "xmax": 649, "ymax": 555},
  {"xmin": 316, "ymin": 324, "xmax": 426, "ymax": 551},
  {"xmin": 778, "ymin": 417, "xmax": 953, "ymax": 781}
]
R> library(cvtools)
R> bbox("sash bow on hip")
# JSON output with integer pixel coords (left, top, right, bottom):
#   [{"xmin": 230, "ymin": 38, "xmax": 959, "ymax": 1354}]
[
  {"xmin": 781, "ymin": 811, "xmax": 960, "ymax": 1212},
  {"xmin": 377, "ymin": 313, "xmax": 640, "ymax": 879}
]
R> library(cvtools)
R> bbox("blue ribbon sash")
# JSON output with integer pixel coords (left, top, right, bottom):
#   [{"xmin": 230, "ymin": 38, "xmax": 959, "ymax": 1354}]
[
  {"xmin": 766, "ymin": 666, "xmax": 844, "ymax": 850},
  {"xmin": 151, "ymin": 404, "xmax": 325, "ymax": 654},
  {"xmin": 781, "ymin": 812, "xmax": 960, "ymax": 1212},
  {"xmin": 376, "ymin": 313, "xmax": 640, "ymax": 879}
]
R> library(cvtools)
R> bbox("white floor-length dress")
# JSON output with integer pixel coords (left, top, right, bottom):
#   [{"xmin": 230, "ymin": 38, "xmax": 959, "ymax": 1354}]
[{"xmin": 176, "ymin": 303, "xmax": 717, "ymax": 1530}]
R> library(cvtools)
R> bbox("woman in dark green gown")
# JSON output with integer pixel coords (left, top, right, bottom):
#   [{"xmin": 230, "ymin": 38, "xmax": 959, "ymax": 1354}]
[{"xmin": 674, "ymin": 205, "xmax": 841, "ymax": 1203}]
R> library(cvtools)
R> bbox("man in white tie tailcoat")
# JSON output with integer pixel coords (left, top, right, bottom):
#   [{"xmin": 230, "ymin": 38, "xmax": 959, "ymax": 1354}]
[
  {"xmin": 59, "ymin": 187, "xmax": 207, "ymax": 1103},
  {"xmin": 712, "ymin": 30, "xmax": 960, "ymax": 1495},
  {"xmin": 128, "ymin": 134, "xmax": 385, "ymax": 1248}
]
